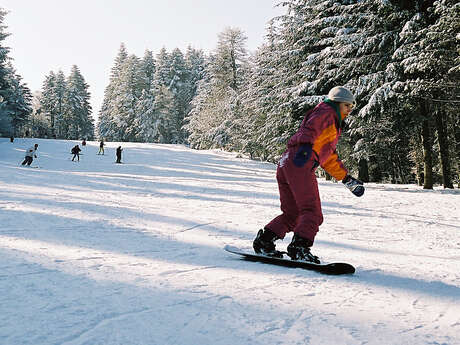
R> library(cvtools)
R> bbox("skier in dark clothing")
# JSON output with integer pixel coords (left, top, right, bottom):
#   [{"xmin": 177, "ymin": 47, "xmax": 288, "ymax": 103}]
[
  {"xmin": 253, "ymin": 86, "xmax": 365, "ymax": 263},
  {"xmin": 116, "ymin": 146, "xmax": 123, "ymax": 163},
  {"xmin": 71, "ymin": 145, "xmax": 81, "ymax": 162},
  {"xmin": 98, "ymin": 140, "xmax": 105, "ymax": 155},
  {"xmin": 21, "ymin": 144, "xmax": 38, "ymax": 166}
]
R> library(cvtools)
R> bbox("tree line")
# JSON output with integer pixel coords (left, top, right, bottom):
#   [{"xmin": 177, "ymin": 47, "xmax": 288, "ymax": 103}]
[
  {"xmin": 0, "ymin": 8, "xmax": 94, "ymax": 141},
  {"xmin": 32, "ymin": 66, "xmax": 95, "ymax": 140},
  {"xmin": 97, "ymin": 44, "xmax": 205, "ymax": 144},
  {"xmin": 1, "ymin": 1, "xmax": 458, "ymax": 188},
  {"xmin": 184, "ymin": 0, "xmax": 459, "ymax": 189}
]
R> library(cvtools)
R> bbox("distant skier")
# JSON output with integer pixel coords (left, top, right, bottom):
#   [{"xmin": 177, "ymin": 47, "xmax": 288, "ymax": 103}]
[
  {"xmin": 98, "ymin": 139, "xmax": 105, "ymax": 155},
  {"xmin": 81, "ymin": 139, "xmax": 86, "ymax": 146},
  {"xmin": 71, "ymin": 145, "xmax": 81, "ymax": 162},
  {"xmin": 116, "ymin": 146, "xmax": 123, "ymax": 163},
  {"xmin": 253, "ymin": 86, "xmax": 365, "ymax": 263},
  {"xmin": 21, "ymin": 143, "xmax": 39, "ymax": 166}
]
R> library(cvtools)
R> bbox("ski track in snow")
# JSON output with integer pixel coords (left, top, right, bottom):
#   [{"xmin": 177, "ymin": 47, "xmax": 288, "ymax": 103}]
[{"xmin": 0, "ymin": 138, "xmax": 459, "ymax": 345}]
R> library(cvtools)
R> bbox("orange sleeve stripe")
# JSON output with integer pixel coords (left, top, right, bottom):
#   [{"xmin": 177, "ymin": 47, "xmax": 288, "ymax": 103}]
[
  {"xmin": 322, "ymin": 153, "xmax": 347, "ymax": 181},
  {"xmin": 312, "ymin": 123, "xmax": 336, "ymax": 154}
]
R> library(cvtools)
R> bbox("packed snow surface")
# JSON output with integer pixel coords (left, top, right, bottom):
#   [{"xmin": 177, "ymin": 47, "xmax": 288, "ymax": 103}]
[{"xmin": 1, "ymin": 138, "xmax": 459, "ymax": 345}]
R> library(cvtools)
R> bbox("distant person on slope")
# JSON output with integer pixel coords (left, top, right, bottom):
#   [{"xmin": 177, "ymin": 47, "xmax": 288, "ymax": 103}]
[
  {"xmin": 116, "ymin": 146, "xmax": 123, "ymax": 163},
  {"xmin": 71, "ymin": 145, "xmax": 81, "ymax": 162},
  {"xmin": 21, "ymin": 143, "xmax": 39, "ymax": 166},
  {"xmin": 253, "ymin": 86, "xmax": 365, "ymax": 263},
  {"xmin": 98, "ymin": 139, "xmax": 105, "ymax": 155}
]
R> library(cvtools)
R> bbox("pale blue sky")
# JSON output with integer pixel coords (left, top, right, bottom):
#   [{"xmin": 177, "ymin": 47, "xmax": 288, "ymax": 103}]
[{"xmin": 2, "ymin": 0, "xmax": 284, "ymax": 119}]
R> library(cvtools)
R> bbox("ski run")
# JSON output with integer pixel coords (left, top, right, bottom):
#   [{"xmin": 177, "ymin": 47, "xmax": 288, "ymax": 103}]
[{"xmin": 0, "ymin": 137, "xmax": 459, "ymax": 345}]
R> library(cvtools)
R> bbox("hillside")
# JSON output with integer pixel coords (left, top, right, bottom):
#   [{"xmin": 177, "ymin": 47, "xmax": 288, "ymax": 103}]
[{"xmin": 0, "ymin": 137, "xmax": 459, "ymax": 345}]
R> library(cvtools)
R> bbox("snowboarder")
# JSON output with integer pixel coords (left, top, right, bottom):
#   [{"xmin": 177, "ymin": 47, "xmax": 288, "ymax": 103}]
[
  {"xmin": 21, "ymin": 143, "xmax": 39, "ymax": 166},
  {"xmin": 71, "ymin": 145, "xmax": 81, "ymax": 162},
  {"xmin": 116, "ymin": 146, "xmax": 123, "ymax": 163},
  {"xmin": 253, "ymin": 86, "xmax": 365, "ymax": 263},
  {"xmin": 98, "ymin": 139, "xmax": 105, "ymax": 155}
]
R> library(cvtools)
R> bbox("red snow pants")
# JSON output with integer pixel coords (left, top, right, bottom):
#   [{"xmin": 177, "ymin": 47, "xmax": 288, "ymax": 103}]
[{"xmin": 265, "ymin": 147, "xmax": 323, "ymax": 243}]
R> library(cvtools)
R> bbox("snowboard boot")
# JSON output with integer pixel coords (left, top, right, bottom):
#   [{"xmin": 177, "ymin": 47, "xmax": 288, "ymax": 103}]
[
  {"xmin": 287, "ymin": 234, "xmax": 320, "ymax": 264},
  {"xmin": 253, "ymin": 228, "xmax": 283, "ymax": 258}
]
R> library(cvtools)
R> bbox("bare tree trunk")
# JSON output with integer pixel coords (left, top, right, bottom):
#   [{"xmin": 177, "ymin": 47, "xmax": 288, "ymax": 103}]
[
  {"xmin": 390, "ymin": 152, "xmax": 397, "ymax": 184},
  {"xmin": 396, "ymin": 154, "xmax": 407, "ymax": 184},
  {"xmin": 434, "ymin": 109, "xmax": 453, "ymax": 188},
  {"xmin": 421, "ymin": 116, "xmax": 434, "ymax": 189},
  {"xmin": 451, "ymin": 111, "xmax": 460, "ymax": 188},
  {"xmin": 358, "ymin": 158, "xmax": 369, "ymax": 183},
  {"xmin": 414, "ymin": 130, "xmax": 424, "ymax": 186}
]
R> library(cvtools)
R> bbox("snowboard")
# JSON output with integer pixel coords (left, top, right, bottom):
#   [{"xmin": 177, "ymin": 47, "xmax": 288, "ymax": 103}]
[{"xmin": 224, "ymin": 245, "xmax": 355, "ymax": 275}]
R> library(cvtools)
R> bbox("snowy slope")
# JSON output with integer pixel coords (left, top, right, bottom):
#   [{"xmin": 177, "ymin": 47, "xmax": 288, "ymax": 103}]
[{"xmin": 0, "ymin": 137, "xmax": 459, "ymax": 345}]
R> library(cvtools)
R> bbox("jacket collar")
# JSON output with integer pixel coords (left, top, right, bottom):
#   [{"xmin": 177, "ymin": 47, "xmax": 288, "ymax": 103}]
[{"xmin": 323, "ymin": 98, "xmax": 342, "ymax": 127}]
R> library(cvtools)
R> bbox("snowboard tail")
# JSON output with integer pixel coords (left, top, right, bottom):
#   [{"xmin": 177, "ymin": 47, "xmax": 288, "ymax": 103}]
[{"xmin": 224, "ymin": 245, "xmax": 355, "ymax": 275}]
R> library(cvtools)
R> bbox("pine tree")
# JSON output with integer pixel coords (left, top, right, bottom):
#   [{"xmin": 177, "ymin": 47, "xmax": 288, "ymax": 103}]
[
  {"xmin": 169, "ymin": 48, "xmax": 189, "ymax": 143},
  {"xmin": 136, "ymin": 85, "xmax": 175, "ymax": 143},
  {"xmin": 97, "ymin": 43, "xmax": 129, "ymax": 140},
  {"xmin": 153, "ymin": 48, "xmax": 171, "ymax": 90},
  {"xmin": 361, "ymin": 0, "xmax": 460, "ymax": 187},
  {"xmin": 3, "ymin": 63, "xmax": 32, "ymax": 134},
  {"xmin": 134, "ymin": 89, "xmax": 156, "ymax": 142},
  {"xmin": 39, "ymin": 71, "xmax": 57, "ymax": 135},
  {"xmin": 139, "ymin": 49, "xmax": 156, "ymax": 93},
  {"xmin": 186, "ymin": 27, "xmax": 249, "ymax": 150},
  {"xmin": 0, "ymin": 8, "xmax": 32, "ymax": 137},
  {"xmin": 65, "ymin": 65, "xmax": 94, "ymax": 140},
  {"xmin": 27, "ymin": 91, "xmax": 51, "ymax": 138},
  {"xmin": 112, "ymin": 54, "xmax": 142, "ymax": 141},
  {"xmin": 152, "ymin": 85, "xmax": 176, "ymax": 143},
  {"xmin": 52, "ymin": 70, "xmax": 67, "ymax": 138}
]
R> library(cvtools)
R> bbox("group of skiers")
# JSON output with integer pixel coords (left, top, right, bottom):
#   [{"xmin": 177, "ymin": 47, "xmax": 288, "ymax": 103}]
[
  {"xmin": 20, "ymin": 140, "xmax": 123, "ymax": 166},
  {"xmin": 96, "ymin": 139, "xmax": 123, "ymax": 163}
]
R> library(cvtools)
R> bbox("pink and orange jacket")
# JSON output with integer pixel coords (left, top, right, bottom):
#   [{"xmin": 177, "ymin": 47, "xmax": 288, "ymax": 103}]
[{"xmin": 288, "ymin": 100, "xmax": 348, "ymax": 181}]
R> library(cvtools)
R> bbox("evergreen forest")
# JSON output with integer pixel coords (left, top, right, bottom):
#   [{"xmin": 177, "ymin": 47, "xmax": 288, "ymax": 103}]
[{"xmin": 0, "ymin": 1, "xmax": 458, "ymax": 188}]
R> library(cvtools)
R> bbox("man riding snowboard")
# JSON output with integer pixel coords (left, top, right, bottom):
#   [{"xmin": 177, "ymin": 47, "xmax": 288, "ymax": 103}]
[{"xmin": 253, "ymin": 86, "xmax": 365, "ymax": 263}]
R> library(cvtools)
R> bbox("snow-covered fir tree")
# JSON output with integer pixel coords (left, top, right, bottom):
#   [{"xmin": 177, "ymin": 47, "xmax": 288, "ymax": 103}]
[
  {"xmin": 185, "ymin": 27, "xmax": 249, "ymax": 150},
  {"xmin": 39, "ymin": 67, "xmax": 93, "ymax": 140},
  {"xmin": 153, "ymin": 48, "xmax": 171, "ymax": 90},
  {"xmin": 139, "ymin": 49, "xmax": 156, "ymax": 93},
  {"xmin": 65, "ymin": 65, "xmax": 94, "ymax": 140},
  {"xmin": 27, "ymin": 91, "xmax": 51, "ymax": 138},
  {"xmin": 134, "ymin": 89, "xmax": 156, "ymax": 142},
  {"xmin": 168, "ymin": 48, "xmax": 189, "ymax": 143},
  {"xmin": 3, "ymin": 63, "xmax": 32, "ymax": 134},
  {"xmin": 152, "ymin": 85, "xmax": 176, "ymax": 143},
  {"xmin": 355, "ymin": 0, "xmax": 459, "ymax": 187},
  {"xmin": 52, "ymin": 71, "xmax": 67, "ymax": 138},
  {"xmin": 98, "ymin": 44, "xmax": 206, "ymax": 144},
  {"xmin": 39, "ymin": 71, "xmax": 57, "ymax": 134},
  {"xmin": 0, "ymin": 8, "xmax": 32, "ymax": 137},
  {"xmin": 114, "ymin": 54, "xmax": 143, "ymax": 141},
  {"xmin": 97, "ymin": 43, "xmax": 129, "ymax": 140}
]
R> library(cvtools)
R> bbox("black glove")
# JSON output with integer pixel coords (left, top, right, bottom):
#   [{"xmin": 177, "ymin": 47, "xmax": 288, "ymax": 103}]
[
  {"xmin": 342, "ymin": 175, "xmax": 365, "ymax": 197},
  {"xmin": 293, "ymin": 144, "xmax": 312, "ymax": 167}
]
